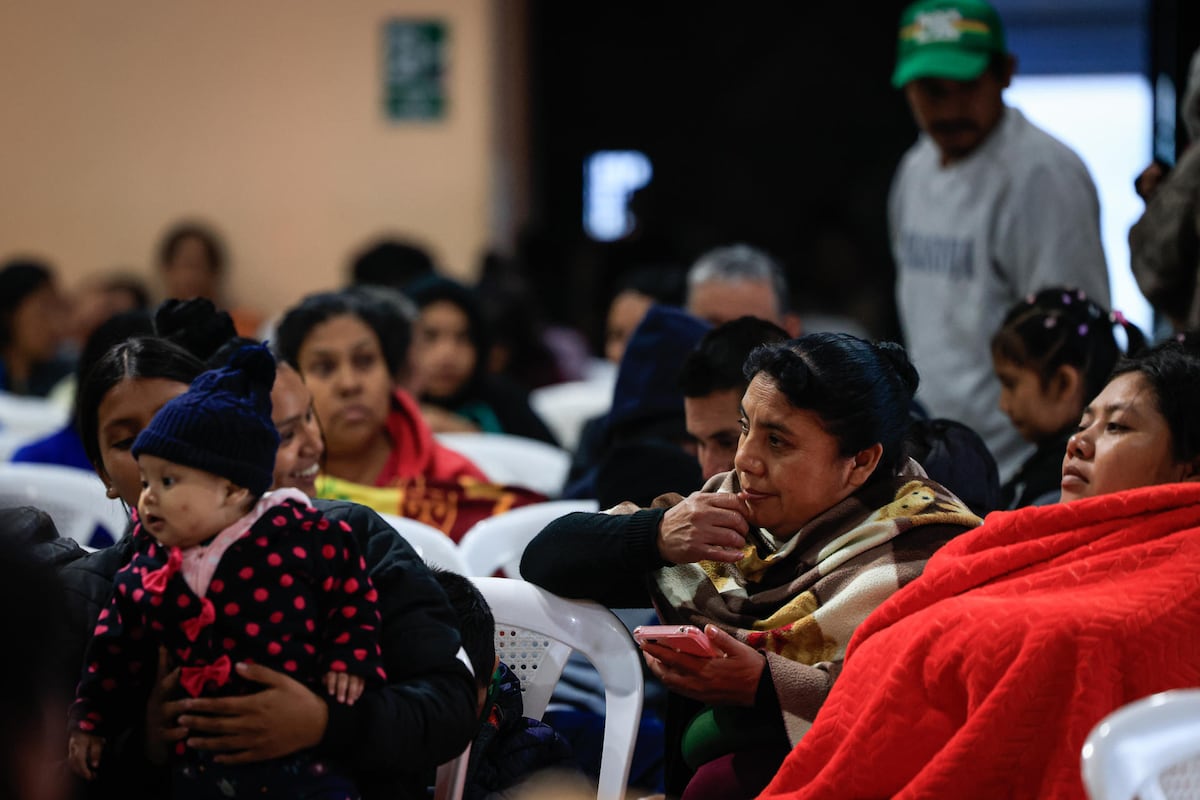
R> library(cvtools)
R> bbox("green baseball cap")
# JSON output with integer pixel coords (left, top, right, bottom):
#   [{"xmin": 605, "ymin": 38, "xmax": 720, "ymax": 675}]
[{"xmin": 891, "ymin": 0, "xmax": 1007, "ymax": 88}]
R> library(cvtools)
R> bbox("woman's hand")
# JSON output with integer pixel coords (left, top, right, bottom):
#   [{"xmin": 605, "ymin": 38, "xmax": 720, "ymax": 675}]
[
  {"xmin": 167, "ymin": 662, "xmax": 329, "ymax": 765},
  {"xmin": 657, "ymin": 492, "xmax": 750, "ymax": 564},
  {"xmin": 144, "ymin": 647, "xmax": 186, "ymax": 765},
  {"xmin": 640, "ymin": 625, "xmax": 765, "ymax": 706}
]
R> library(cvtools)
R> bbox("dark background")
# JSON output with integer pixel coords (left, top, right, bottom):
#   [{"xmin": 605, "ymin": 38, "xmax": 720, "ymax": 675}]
[{"xmin": 513, "ymin": 0, "xmax": 1185, "ymax": 351}]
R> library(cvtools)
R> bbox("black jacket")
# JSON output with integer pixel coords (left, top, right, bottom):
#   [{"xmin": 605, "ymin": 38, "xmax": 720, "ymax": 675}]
[{"xmin": 35, "ymin": 499, "xmax": 477, "ymax": 800}]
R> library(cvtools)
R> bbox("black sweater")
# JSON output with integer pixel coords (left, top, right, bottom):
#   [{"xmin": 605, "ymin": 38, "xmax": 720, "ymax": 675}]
[{"xmin": 520, "ymin": 508, "xmax": 670, "ymax": 608}]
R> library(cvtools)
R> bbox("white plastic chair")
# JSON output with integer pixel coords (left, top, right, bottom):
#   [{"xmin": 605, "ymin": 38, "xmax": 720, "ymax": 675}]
[
  {"xmin": 435, "ymin": 577, "xmax": 644, "ymax": 800},
  {"xmin": 529, "ymin": 379, "xmax": 613, "ymax": 454},
  {"xmin": 377, "ymin": 512, "xmax": 469, "ymax": 573},
  {"xmin": 0, "ymin": 462, "xmax": 128, "ymax": 547},
  {"xmin": 435, "ymin": 432, "xmax": 571, "ymax": 498},
  {"xmin": 1081, "ymin": 689, "xmax": 1200, "ymax": 800},
  {"xmin": 0, "ymin": 392, "xmax": 69, "ymax": 439},
  {"xmin": 458, "ymin": 499, "xmax": 600, "ymax": 578}
]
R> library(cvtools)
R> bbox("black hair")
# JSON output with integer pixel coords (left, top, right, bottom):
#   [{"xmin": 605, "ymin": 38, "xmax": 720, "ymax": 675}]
[
  {"xmin": 77, "ymin": 336, "xmax": 205, "ymax": 472},
  {"xmin": 275, "ymin": 289, "xmax": 411, "ymax": 377},
  {"xmin": 349, "ymin": 238, "xmax": 437, "ymax": 290},
  {"xmin": 612, "ymin": 264, "xmax": 688, "ymax": 308},
  {"xmin": 0, "ymin": 259, "xmax": 54, "ymax": 349},
  {"xmin": 1109, "ymin": 340, "xmax": 1200, "ymax": 463},
  {"xmin": 991, "ymin": 286, "xmax": 1146, "ymax": 404},
  {"xmin": 157, "ymin": 221, "xmax": 225, "ymax": 273},
  {"xmin": 430, "ymin": 569, "xmax": 495, "ymax": 691},
  {"xmin": 744, "ymin": 333, "xmax": 919, "ymax": 479},
  {"xmin": 70, "ymin": 309, "xmax": 156, "ymax": 421},
  {"xmin": 404, "ymin": 276, "xmax": 488, "ymax": 403},
  {"xmin": 678, "ymin": 316, "xmax": 789, "ymax": 398},
  {"xmin": 0, "ymin": 534, "xmax": 67, "ymax": 800},
  {"xmin": 154, "ymin": 297, "xmax": 239, "ymax": 364},
  {"xmin": 100, "ymin": 273, "xmax": 151, "ymax": 310}
]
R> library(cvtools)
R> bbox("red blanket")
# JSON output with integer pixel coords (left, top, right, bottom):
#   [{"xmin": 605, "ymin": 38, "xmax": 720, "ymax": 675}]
[{"xmin": 758, "ymin": 482, "xmax": 1200, "ymax": 800}]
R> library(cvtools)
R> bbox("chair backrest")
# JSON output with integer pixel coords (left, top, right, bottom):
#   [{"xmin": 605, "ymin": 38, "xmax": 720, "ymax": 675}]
[
  {"xmin": 1081, "ymin": 689, "xmax": 1200, "ymax": 800},
  {"xmin": 0, "ymin": 463, "xmax": 128, "ymax": 547},
  {"xmin": 529, "ymin": 379, "xmax": 614, "ymax": 454},
  {"xmin": 458, "ymin": 499, "xmax": 600, "ymax": 578},
  {"xmin": 436, "ymin": 577, "xmax": 643, "ymax": 800},
  {"xmin": 0, "ymin": 392, "xmax": 69, "ymax": 438},
  {"xmin": 377, "ymin": 512, "xmax": 468, "ymax": 573},
  {"xmin": 435, "ymin": 432, "xmax": 571, "ymax": 498}
]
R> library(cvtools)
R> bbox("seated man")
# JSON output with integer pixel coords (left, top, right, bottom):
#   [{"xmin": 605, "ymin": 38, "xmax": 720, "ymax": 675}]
[{"xmin": 678, "ymin": 316, "xmax": 789, "ymax": 480}]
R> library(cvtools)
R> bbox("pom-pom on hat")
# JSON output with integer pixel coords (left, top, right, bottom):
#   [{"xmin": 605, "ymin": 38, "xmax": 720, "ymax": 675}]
[{"xmin": 132, "ymin": 343, "xmax": 280, "ymax": 495}]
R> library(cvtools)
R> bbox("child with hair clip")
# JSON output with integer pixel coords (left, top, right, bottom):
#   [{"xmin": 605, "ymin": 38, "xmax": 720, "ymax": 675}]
[
  {"xmin": 991, "ymin": 286, "xmax": 1146, "ymax": 509},
  {"xmin": 67, "ymin": 344, "xmax": 385, "ymax": 799}
]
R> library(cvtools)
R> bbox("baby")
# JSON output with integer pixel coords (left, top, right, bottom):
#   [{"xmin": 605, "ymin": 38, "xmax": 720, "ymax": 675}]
[{"xmin": 68, "ymin": 344, "xmax": 385, "ymax": 798}]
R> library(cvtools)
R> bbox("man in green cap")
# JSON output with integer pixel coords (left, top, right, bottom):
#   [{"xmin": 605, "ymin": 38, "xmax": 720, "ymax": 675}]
[{"xmin": 888, "ymin": 0, "xmax": 1110, "ymax": 486}]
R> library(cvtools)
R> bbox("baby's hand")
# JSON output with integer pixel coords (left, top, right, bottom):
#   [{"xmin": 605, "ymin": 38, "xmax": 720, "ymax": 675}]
[
  {"xmin": 323, "ymin": 671, "xmax": 364, "ymax": 705},
  {"xmin": 68, "ymin": 730, "xmax": 105, "ymax": 780}
]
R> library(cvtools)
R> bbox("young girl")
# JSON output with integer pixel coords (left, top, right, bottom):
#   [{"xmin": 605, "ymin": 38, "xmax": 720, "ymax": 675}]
[
  {"xmin": 990, "ymin": 286, "xmax": 1145, "ymax": 508},
  {"xmin": 67, "ymin": 344, "xmax": 385, "ymax": 799}
]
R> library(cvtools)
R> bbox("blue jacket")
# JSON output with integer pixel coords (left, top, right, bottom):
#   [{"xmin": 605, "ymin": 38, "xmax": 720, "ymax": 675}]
[{"xmin": 465, "ymin": 661, "xmax": 576, "ymax": 799}]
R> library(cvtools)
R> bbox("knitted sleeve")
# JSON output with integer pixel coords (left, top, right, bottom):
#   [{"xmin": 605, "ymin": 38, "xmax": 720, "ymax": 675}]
[{"xmin": 520, "ymin": 508, "xmax": 669, "ymax": 608}]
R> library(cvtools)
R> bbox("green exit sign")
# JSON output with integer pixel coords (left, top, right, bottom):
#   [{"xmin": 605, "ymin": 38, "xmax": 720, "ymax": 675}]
[{"xmin": 383, "ymin": 20, "xmax": 447, "ymax": 122}]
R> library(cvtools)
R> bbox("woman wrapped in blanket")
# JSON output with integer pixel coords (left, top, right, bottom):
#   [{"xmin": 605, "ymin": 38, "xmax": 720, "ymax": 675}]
[
  {"xmin": 757, "ymin": 340, "xmax": 1200, "ymax": 800},
  {"xmin": 521, "ymin": 333, "xmax": 982, "ymax": 799}
]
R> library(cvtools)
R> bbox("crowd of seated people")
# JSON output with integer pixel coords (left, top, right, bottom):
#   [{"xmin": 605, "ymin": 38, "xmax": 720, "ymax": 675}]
[{"xmin": 8, "ymin": 2, "xmax": 1200, "ymax": 799}]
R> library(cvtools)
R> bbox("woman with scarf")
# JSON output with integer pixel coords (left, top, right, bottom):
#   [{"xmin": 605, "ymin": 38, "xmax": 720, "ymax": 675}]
[
  {"xmin": 757, "ymin": 340, "xmax": 1200, "ymax": 800},
  {"xmin": 404, "ymin": 276, "xmax": 557, "ymax": 444},
  {"xmin": 521, "ymin": 333, "xmax": 981, "ymax": 799}
]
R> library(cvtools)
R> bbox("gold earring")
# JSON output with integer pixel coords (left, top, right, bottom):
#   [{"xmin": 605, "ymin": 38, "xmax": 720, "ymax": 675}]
[{"xmin": 105, "ymin": 486, "xmax": 119, "ymax": 499}]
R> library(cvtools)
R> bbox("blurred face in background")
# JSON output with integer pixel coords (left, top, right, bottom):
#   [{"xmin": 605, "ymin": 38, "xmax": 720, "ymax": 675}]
[
  {"xmin": 685, "ymin": 388, "xmax": 744, "ymax": 479},
  {"xmin": 8, "ymin": 280, "xmax": 68, "ymax": 363},
  {"xmin": 902, "ymin": 60, "xmax": 1011, "ymax": 166},
  {"xmin": 161, "ymin": 234, "xmax": 219, "ymax": 301},
  {"xmin": 687, "ymin": 278, "xmax": 782, "ymax": 329},
  {"xmin": 411, "ymin": 300, "xmax": 477, "ymax": 399},
  {"xmin": 295, "ymin": 314, "xmax": 394, "ymax": 459},
  {"xmin": 605, "ymin": 289, "xmax": 654, "ymax": 364}
]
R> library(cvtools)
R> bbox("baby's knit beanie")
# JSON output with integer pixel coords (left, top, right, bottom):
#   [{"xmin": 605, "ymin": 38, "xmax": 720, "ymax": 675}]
[{"xmin": 132, "ymin": 343, "xmax": 280, "ymax": 495}]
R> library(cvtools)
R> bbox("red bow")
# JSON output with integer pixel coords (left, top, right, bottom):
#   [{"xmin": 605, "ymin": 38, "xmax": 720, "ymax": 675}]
[
  {"xmin": 181, "ymin": 598, "xmax": 215, "ymax": 642},
  {"xmin": 143, "ymin": 548, "xmax": 182, "ymax": 594},
  {"xmin": 179, "ymin": 655, "xmax": 231, "ymax": 697}
]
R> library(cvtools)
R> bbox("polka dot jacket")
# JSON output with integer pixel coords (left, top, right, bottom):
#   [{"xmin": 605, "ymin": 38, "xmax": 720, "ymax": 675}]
[{"xmin": 70, "ymin": 496, "xmax": 387, "ymax": 742}]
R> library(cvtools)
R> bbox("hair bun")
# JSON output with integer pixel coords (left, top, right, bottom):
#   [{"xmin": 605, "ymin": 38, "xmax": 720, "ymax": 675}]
[
  {"xmin": 874, "ymin": 340, "xmax": 919, "ymax": 396},
  {"xmin": 155, "ymin": 298, "xmax": 237, "ymax": 362}
]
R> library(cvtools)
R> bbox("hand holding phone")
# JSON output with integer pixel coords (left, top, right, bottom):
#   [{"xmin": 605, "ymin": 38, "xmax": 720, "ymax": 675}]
[{"xmin": 632, "ymin": 624, "xmax": 720, "ymax": 657}]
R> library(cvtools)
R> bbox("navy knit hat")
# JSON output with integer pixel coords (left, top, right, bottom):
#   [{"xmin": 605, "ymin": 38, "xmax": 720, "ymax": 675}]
[{"xmin": 132, "ymin": 343, "xmax": 280, "ymax": 495}]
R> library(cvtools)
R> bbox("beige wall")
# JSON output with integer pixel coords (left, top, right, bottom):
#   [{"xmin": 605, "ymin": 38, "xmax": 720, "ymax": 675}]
[{"xmin": 0, "ymin": 0, "xmax": 503, "ymax": 322}]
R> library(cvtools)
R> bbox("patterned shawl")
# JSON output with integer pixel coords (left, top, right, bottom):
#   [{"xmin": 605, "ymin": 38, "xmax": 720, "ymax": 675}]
[{"xmin": 648, "ymin": 465, "xmax": 980, "ymax": 743}]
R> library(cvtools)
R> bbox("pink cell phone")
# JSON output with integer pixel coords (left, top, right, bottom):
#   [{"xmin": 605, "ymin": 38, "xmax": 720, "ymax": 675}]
[{"xmin": 632, "ymin": 624, "xmax": 720, "ymax": 657}]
